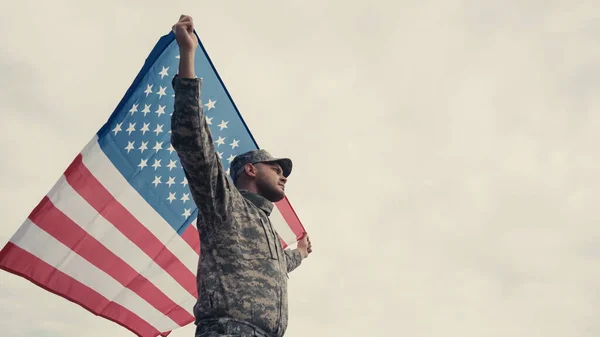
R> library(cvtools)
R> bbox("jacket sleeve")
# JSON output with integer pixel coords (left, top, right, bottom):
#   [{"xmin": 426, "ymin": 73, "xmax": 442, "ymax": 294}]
[
  {"xmin": 170, "ymin": 76, "xmax": 238, "ymax": 219},
  {"xmin": 284, "ymin": 249, "xmax": 303, "ymax": 273}
]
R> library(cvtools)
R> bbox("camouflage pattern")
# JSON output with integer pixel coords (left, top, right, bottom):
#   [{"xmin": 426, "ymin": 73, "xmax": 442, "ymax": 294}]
[
  {"xmin": 229, "ymin": 149, "xmax": 292, "ymax": 183},
  {"xmin": 195, "ymin": 318, "xmax": 272, "ymax": 337},
  {"xmin": 170, "ymin": 76, "xmax": 304, "ymax": 337}
]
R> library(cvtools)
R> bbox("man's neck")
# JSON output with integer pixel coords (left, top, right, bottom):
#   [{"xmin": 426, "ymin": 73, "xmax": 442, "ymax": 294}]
[{"xmin": 238, "ymin": 189, "xmax": 274, "ymax": 215}]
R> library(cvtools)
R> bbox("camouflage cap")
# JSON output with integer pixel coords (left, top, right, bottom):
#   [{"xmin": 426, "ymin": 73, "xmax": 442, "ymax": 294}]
[{"xmin": 230, "ymin": 149, "xmax": 292, "ymax": 183}]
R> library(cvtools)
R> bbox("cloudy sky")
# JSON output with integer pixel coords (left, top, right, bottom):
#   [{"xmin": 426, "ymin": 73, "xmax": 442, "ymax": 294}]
[{"xmin": 1, "ymin": 1, "xmax": 600, "ymax": 336}]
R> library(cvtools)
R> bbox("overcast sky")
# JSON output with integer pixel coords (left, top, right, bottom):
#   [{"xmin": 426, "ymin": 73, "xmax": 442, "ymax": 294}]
[{"xmin": 1, "ymin": 1, "xmax": 600, "ymax": 336}]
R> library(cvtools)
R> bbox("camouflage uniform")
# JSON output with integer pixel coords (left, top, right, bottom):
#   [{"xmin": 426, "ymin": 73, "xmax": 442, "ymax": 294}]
[{"xmin": 170, "ymin": 76, "xmax": 304, "ymax": 337}]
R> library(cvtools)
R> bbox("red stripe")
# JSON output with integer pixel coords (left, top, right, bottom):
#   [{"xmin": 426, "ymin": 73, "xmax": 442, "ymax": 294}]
[
  {"xmin": 28, "ymin": 195, "xmax": 194, "ymax": 326},
  {"xmin": 275, "ymin": 196, "xmax": 306, "ymax": 240},
  {"xmin": 181, "ymin": 224, "xmax": 200, "ymax": 254},
  {"xmin": 64, "ymin": 155, "xmax": 197, "ymax": 298},
  {"xmin": 0, "ymin": 243, "xmax": 167, "ymax": 337}
]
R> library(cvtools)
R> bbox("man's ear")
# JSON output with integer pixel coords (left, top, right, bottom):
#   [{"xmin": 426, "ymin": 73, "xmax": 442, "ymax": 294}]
[{"xmin": 243, "ymin": 163, "xmax": 257, "ymax": 178}]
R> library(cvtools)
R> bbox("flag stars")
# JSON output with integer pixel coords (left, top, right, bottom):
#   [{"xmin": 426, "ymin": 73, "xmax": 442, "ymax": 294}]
[
  {"xmin": 206, "ymin": 116, "xmax": 213, "ymax": 125},
  {"xmin": 157, "ymin": 86, "xmax": 167, "ymax": 99},
  {"xmin": 181, "ymin": 193, "xmax": 190, "ymax": 203},
  {"xmin": 168, "ymin": 143, "xmax": 175, "ymax": 154},
  {"xmin": 166, "ymin": 176, "xmax": 176, "ymax": 187},
  {"xmin": 152, "ymin": 176, "xmax": 162, "ymax": 187},
  {"xmin": 153, "ymin": 124, "xmax": 164, "ymax": 136},
  {"xmin": 155, "ymin": 105, "xmax": 166, "ymax": 117},
  {"xmin": 129, "ymin": 104, "xmax": 139, "ymax": 115},
  {"xmin": 151, "ymin": 159, "xmax": 162, "ymax": 170},
  {"xmin": 167, "ymin": 159, "xmax": 177, "ymax": 170},
  {"xmin": 142, "ymin": 104, "xmax": 151, "ymax": 116},
  {"xmin": 217, "ymin": 151, "xmax": 223, "ymax": 159},
  {"xmin": 227, "ymin": 154, "xmax": 235, "ymax": 163},
  {"xmin": 159, "ymin": 66, "xmax": 169, "ymax": 79},
  {"xmin": 205, "ymin": 99, "xmax": 217, "ymax": 110},
  {"xmin": 182, "ymin": 208, "xmax": 192, "ymax": 217},
  {"xmin": 181, "ymin": 177, "xmax": 188, "ymax": 187},
  {"xmin": 124, "ymin": 141, "xmax": 135, "ymax": 153},
  {"xmin": 138, "ymin": 141, "xmax": 148, "ymax": 153},
  {"xmin": 126, "ymin": 123, "xmax": 136, "ymax": 135},
  {"xmin": 144, "ymin": 84, "xmax": 153, "ymax": 96},
  {"xmin": 230, "ymin": 139, "xmax": 239, "ymax": 149},
  {"xmin": 153, "ymin": 141, "xmax": 163, "ymax": 152},
  {"xmin": 138, "ymin": 158, "xmax": 148, "ymax": 170},
  {"xmin": 140, "ymin": 122, "xmax": 150, "ymax": 135},
  {"xmin": 215, "ymin": 136, "xmax": 226, "ymax": 146},
  {"xmin": 112, "ymin": 122, "xmax": 122, "ymax": 135},
  {"xmin": 167, "ymin": 192, "xmax": 177, "ymax": 203},
  {"xmin": 218, "ymin": 120, "xmax": 229, "ymax": 130}
]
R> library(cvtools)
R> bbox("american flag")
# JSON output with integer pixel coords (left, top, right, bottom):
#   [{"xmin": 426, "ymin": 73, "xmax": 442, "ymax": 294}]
[{"xmin": 0, "ymin": 31, "xmax": 305, "ymax": 337}]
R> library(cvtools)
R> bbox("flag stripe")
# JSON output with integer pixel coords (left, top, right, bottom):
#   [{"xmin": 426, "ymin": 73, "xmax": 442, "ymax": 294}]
[
  {"xmin": 68, "ymin": 150, "xmax": 197, "ymax": 297},
  {"xmin": 5, "ymin": 220, "xmax": 177, "ymax": 333},
  {"xmin": 28, "ymin": 194, "xmax": 193, "ymax": 326},
  {"xmin": 43, "ymin": 173, "xmax": 197, "ymax": 317},
  {"xmin": 81, "ymin": 137, "xmax": 199, "ymax": 272},
  {"xmin": 270, "ymin": 206, "xmax": 298, "ymax": 248},
  {"xmin": 276, "ymin": 198, "xmax": 306, "ymax": 240},
  {"xmin": 0, "ymin": 243, "xmax": 163, "ymax": 337},
  {"xmin": 180, "ymin": 223, "xmax": 200, "ymax": 253}
]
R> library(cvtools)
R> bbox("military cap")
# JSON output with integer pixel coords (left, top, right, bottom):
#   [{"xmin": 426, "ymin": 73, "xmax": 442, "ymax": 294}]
[{"xmin": 230, "ymin": 149, "xmax": 292, "ymax": 183}]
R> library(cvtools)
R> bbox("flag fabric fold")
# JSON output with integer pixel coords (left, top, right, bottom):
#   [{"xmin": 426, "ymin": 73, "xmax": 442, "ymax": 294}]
[{"xmin": 0, "ymin": 31, "xmax": 305, "ymax": 337}]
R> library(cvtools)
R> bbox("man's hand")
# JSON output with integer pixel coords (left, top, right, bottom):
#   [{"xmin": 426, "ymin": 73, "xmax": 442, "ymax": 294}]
[
  {"xmin": 297, "ymin": 234, "xmax": 312, "ymax": 259},
  {"xmin": 172, "ymin": 15, "xmax": 197, "ymax": 78},
  {"xmin": 172, "ymin": 15, "xmax": 198, "ymax": 52}
]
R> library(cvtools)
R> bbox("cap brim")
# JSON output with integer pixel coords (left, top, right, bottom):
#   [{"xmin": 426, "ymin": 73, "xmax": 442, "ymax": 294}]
[{"xmin": 263, "ymin": 158, "xmax": 292, "ymax": 177}]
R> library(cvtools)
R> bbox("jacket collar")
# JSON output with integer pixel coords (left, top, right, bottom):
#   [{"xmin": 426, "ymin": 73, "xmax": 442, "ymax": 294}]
[{"xmin": 239, "ymin": 189, "xmax": 274, "ymax": 216}]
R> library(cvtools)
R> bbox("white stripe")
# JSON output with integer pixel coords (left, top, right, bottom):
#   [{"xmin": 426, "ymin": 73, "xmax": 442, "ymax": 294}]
[
  {"xmin": 47, "ymin": 175, "xmax": 197, "ymax": 315},
  {"xmin": 9, "ymin": 219, "xmax": 178, "ymax": 332},
  {"xmin": 80, "ymin": 137, "xmax": 198, "ymax": 273},
  {"xmin": 270, "ymin": 207, "xmax": 297, "ymax": 246}
]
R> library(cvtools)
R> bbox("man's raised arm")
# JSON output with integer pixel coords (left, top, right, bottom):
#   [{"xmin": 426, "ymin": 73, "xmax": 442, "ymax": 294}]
[{"xmin": 170, "ymin": 15, "xmax": 232, "ymax": 211}]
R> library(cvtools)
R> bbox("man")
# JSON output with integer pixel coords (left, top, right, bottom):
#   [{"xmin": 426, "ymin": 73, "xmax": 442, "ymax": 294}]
[{"xmin": 170, "ymin": 15, "xmax": 313, "ymax": 337}]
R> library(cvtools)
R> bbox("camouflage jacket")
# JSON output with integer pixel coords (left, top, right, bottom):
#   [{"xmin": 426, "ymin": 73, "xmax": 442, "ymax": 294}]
[{"xmin": 170, "ymin": 76, "xmax": 303, "ymax": 337}]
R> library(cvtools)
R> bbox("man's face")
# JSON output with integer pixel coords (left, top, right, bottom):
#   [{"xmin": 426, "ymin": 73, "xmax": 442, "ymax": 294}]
[{"xmin": 254, "ymin": 162, "xmax": 287, "ymax": 202}]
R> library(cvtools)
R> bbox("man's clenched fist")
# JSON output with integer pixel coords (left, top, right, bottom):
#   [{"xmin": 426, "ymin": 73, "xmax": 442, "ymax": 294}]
[{"xmin": 172, "ymin": 15, "xmax": 198, "ymax": 53}]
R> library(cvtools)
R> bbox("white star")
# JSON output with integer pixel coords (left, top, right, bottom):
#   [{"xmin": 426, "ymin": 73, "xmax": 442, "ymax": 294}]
[
  {"xmin": 226, "ymin": 167, "xmax": 230, "ymax": 175},
  {"xmin": 205, "ymin": 99, "xmax": 217, "ymax": 110},
  {"xmin": 153, "ymin": 124, "xmax": 164, "ymax": 136},
  {"xmin": 230, "ymin": 139, "xmax": 239, "ymax": 149},
  {"xmin": 155, "ymin": 105, "xmax": 166, "ymax": 117},
  {"xmin": 167, "ymin": 159, "xmax": 177, "ymax": 170},
  {"xmin": 175, "ymin": 55, "xmax": 180, "ymax": 59},
  {"xmin": 157, "ymin": 86, "xmax": 167, "ymax": 99},
  {"xmin": 227, "ymin": 154, "xmax": 235, "ymax": 163},
  {"xmin": 151, "ymin": 159, "xmax": 162, "ymax": 170},
  {"xmin": 152, "ymin": 176, "xmax": 162, "ymax": 187},
  {"xmin": 181, "ymin": 177, "xmax": 188, "ymax": 187},
  {"xmin": 126, "ymin": 123, "xmax": 136, "ymax": 135},
  {"xmin": 144, "ymin": 84, "xmax": 153, "ymax": 96},
  {"xmin": 181, "ymin": 193, "xmax": 190, "ymax": 203},
  {"xmin": 168, "ymin": 144, "xmax": 175, "ymax": 154},
  {"xmin": 215, "ymin": 136, "xmax": 225, "ymax": 146},
  {"xmin": 182, "ymin": 208, "xmax": 192, "ymax": 217},
  {"xmin": 138, "ymin": 158, "xmax": 148, "ymax": 170},
  {"xmin": 129, "ymin": 104, "xmax": 139, "ymax": 115},
  {"xmin": 206, "ymin": 116, "xmax": 213, "ymax": 125},
  {"xmin": 142, "ymin": 104, "xmax": 151, "ymax": 116},
  {"xmin": 140, "ymin": 122, "xmax": 150, "ymax": 135},
  {"xmin": 112, "ymin": 122, "xmax": 122, "ymax": 135},
  {"xmin": 167, "ymin": 192, "xmax": 176, "ymax": 203},
  {"xmin": 153, "ymin": 141, "xmax": 163, "ymax": 152},
  {"xmin": 217, "ymin": 151, "xmax": 223, "ymax": 159},
  {"xmin": 218, "ymin": 120, "xmax": 229, "ymax": 130},
  {"xmin": 166, "ymin": 176, "xmax": 176, "ymax": 187},
  {"xmin": 124, "ymin": 141, "xmax": 135, "ymax": 153},
  {"xmin": 159, "ymin": 66, "xmax": 169, "ymax": 79},
  {"xmin": 138, "ymin": 141, "xmax": 148, "ymax": 153}
]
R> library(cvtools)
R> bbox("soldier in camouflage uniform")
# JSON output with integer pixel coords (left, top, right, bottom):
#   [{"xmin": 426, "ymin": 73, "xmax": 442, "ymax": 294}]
[{"xmin": 170, "ymin": 15, "xmax": 313, "ymax": 337}]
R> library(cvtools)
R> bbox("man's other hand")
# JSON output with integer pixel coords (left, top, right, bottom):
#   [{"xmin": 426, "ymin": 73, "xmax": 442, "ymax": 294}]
[{"xmin": 297, "ymin": 234, "xmax": 312, "ymax": 259}]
